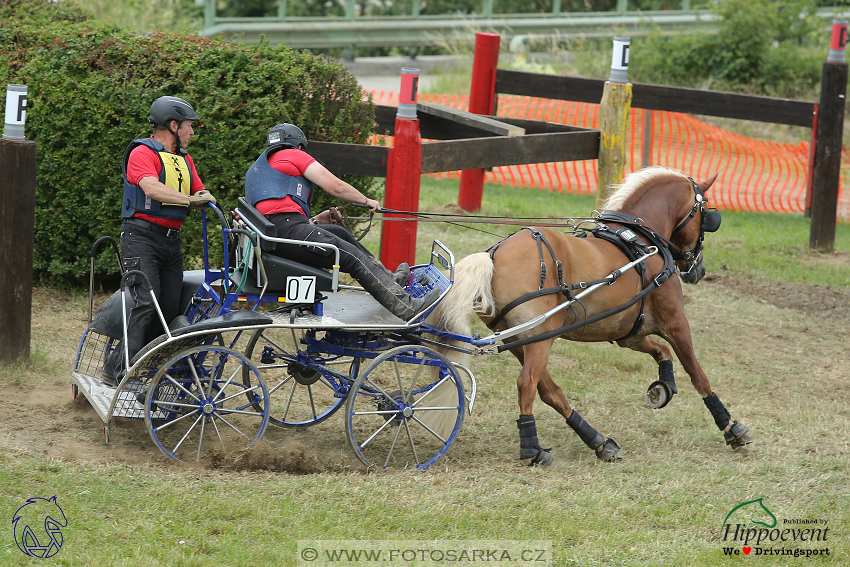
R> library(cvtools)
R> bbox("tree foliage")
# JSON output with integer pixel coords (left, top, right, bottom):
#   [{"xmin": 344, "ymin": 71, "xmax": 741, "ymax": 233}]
[
  {"xmin": 1, "ymin": 0, "xmax": 378, "ymax": 287},
  {"xmin": 630, "ymin": 0, "xmax": 829, "ymax": 97}
]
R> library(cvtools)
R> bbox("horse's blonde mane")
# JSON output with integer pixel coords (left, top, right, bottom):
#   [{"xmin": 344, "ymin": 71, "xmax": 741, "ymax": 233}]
[{"xmin": 602, "ymin": 166, "xmax": 688, "ymax": 211}]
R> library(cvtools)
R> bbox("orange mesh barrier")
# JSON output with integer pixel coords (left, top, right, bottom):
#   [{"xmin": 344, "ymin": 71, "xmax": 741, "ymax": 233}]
[{"xmin": 369, "ymin": 90, "xmax": 850, "ymax": 223}]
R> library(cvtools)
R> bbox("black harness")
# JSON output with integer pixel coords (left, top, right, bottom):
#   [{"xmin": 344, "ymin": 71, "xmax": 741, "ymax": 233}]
[
  {"xmin": 485, "ymin": 176, "xmax": 721, "ymax": 353},
  {"xmin": 485, "ymin": 218, "xmax": 677, "ymax": 349}
]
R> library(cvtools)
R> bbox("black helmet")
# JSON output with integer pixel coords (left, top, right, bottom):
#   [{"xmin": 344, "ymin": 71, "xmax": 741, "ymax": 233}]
[
  {"xmin": 267, "ymin": 123, "xmax": 308, "ymax": 148},
  {"xmin": 149, "ymin": 96, "xmax": 199, "ymax": 126}
]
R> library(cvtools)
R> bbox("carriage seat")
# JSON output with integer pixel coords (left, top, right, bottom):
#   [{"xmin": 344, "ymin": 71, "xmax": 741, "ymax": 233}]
[{"xmin": 234, "ymin": 197, "xmax": 334, "ymax": 294}]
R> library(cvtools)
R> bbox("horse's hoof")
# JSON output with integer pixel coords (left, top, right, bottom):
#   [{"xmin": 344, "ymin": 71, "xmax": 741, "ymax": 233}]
[
  {"xmin": 724, "ymin": 421, "xmax": 754, "ymax": 449},
  {"xmin": 522, "ymin": 448, "xmax": 553, "ymax": 467},
  {"xmin": 646, "ymin": 380, "xmax": 674, "ymax": 409},
  {"xmin": 595, "ymin": 438, "xmax": 622, "ymax": 462}
]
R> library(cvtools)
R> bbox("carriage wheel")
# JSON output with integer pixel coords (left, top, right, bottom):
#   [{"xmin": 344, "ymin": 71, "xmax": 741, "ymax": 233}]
[
  {"xmin": 145, "ymin": 345, "xmax": 269, "ymax": 463},
  {"xmin": 243, "ymin": 328, "xmax": 348, "ymax": 428},
  {"xmin": 344, "ymin": 345, "xmax": 464, "ymax": 470}
]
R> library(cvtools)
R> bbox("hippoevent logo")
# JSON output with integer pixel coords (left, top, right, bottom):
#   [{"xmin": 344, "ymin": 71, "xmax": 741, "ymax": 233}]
[
  {"xmin": 12, "ymin": 496, "xmax": 68, "ymax": 559},
  {"xmin": 720, "ymin": 497, "xmax": 830, "ymax": 558}
]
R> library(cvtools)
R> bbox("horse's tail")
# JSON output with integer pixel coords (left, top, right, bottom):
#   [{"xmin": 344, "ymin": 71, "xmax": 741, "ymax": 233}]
[
  {"xmin": 426, "ymin": 252, "xmax": 497, "ymax": 338},
  {"xmin": 419, "ymin": 253, "xmax": 496, "ymax": 438}
]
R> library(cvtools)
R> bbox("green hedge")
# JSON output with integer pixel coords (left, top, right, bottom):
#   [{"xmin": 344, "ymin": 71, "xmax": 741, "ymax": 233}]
[{"xmin": 0, "ymin": 0, "xmax": 379, "ymax": 287}]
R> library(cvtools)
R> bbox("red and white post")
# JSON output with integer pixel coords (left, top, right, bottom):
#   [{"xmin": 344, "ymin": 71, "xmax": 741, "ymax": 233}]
[
  {"xmin": 458, "ymin": 32, "xmax": 500, "ymax": 212},
  {"xmin": 380, "ymin": 68, "xmax": 422, "ymax": 269}
]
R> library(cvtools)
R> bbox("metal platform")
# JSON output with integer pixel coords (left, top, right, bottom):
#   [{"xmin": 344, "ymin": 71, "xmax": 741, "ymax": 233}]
[{"xmin": 263, "ymin": 287, "xmax": 415, "ymax": 330}]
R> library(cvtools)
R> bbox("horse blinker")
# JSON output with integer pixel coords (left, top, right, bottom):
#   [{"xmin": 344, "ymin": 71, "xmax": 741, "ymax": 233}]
[{"xmin": 703, "ymin": 209, "xmax": 722, "ymax": 233}]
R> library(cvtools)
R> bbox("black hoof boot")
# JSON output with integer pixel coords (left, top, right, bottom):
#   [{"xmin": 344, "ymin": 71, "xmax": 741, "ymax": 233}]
[
  {"xmin": 646, "ymin": 360, "xmax": 677, "ymax": 409},
  {"xmin": 517, "ymin": 414, "xmax": 553, "ymax": 467},
  {"xmin": 528, "ymin": 448, "xmax": 553, "ymax": 467},
  {"xmin": 595, "ymin": 438, "xmax": 622, "ymax": 462},
  {"xmin": 724, "ymin": 421, "xmax": 754, "ymax": 449}
]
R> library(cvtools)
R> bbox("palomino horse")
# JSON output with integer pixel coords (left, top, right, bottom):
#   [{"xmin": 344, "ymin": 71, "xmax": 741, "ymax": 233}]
[{"xmin": 426, "ymin": 167, "xmax": 753, "ymax": 465}]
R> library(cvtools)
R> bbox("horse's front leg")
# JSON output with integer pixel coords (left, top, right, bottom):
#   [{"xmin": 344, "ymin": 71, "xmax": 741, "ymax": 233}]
[
  {"xmin": 662, "ymin": 315, "xmax": 754, "ymax": 449},
  {"xmin": 618, "ymin": 335, "xmax": 679, "ymax": 409}
]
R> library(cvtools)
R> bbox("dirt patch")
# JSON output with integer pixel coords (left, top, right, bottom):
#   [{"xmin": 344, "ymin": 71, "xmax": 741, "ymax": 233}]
[
  {"xmin": 1, "ymin": 275, "xmax": 847, "ymax": 471},
  {"xmin": 702, "ymin": 270, "xmax": 850, "ymax": 319}
]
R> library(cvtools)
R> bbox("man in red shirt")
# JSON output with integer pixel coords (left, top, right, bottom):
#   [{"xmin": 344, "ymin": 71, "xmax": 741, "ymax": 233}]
[
  {"xmin": 102, "ymin": 96, "xmax": 216, "ymax": 385},
  {"xmin": 245, "ymin": 123, "xmax": 438, "ymax": 321}
]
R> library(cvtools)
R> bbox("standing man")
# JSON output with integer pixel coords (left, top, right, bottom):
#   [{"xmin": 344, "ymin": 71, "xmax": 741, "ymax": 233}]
[
  {"xmin": 245, "ymin": 123, "xmax": 439, "ymax": 321},
  {"xmin": 102, "ymin": 96, "xmax": 216, "ymax": 385}
]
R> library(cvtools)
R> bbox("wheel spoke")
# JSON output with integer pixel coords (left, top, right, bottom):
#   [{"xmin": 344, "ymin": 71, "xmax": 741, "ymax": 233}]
[
  {"xmin": 383, "ymin": 423, "xmax": 404, "ymax": 469},
  {"xmin": 154, "ymin": 407, "xmax": 200, "ymax": 432},
  {"xmin": 171, "ymin": 413, "xmax": 204, "ymax": 455},
  {"xmin": 403, "ymin": 419, "xmax": 420, "ymax": 467},
  {"xmin": 196, "ymin": 414, "xmax": 207, "ymax": 462},
  {"xmin": 411, "ymin": 414, "xmax": 447, "ymax": 443},
  {"xmin": 213, "ymin": 412, "xmax": 249, "ymax": 439},
  {"xmin": 359, "ymin": 415, "xmax": 397, "ymax": 449},
  {"xmin": 308, "ymin": 385, "xmax": 317, "ymax": 421},
  {"xmin": 161, "ymin": 372, "xmax": 201, "ymax": 402}
]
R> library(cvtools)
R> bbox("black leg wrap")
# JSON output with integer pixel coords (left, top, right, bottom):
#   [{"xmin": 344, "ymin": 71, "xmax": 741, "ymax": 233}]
[
  {"xmin": 517, "ymin": 414, "xmax": 553, "ymax": 466},
  {"xmin": 702, "ymin": 393, "xmax": 731, "ymax": 431},
  {"xmin": 565, "ymin": 410, "xmax": 605, "ymax": 450},
  {"xmin": 658, "ymin": 360, "xmax": 677, "ymax": 394}
]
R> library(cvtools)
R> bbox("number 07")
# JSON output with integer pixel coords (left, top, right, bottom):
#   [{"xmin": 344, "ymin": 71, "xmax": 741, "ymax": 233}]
[{"xmin": 285, "ymin": 276, "xmax": 316, "ymax": 303}]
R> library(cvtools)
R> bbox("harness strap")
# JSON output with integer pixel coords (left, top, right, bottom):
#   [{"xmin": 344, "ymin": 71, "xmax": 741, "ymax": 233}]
[
  {"xmin": 492, "ymin": 217, "xmax": 678, "ymax": 350},
  {"xmin": 486, "ymin": 228, "xmax": 568, "ymax": 330}
]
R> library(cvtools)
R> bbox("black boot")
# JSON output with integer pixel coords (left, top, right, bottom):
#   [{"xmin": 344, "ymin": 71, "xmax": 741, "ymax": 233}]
[
  {"xmin": 357, "ymin": 262, "xmax": 440, "ymax": 321},
  {"xmin": 394, "ymin": 262, "xmax": 410, "ymax": 286}
]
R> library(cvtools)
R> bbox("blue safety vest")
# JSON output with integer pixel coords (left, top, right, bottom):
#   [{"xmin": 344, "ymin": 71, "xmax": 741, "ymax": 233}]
[
  {"xmin": 245, "ymin": 144, "xmax": 314, "ymax": 218},
  {"xmin": 121, "ymin": 138, "xmax": 193, "ymax": 220}
]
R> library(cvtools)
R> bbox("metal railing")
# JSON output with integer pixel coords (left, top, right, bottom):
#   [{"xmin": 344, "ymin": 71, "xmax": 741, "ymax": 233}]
[{"xmin": 199, "ymin": 0, "xmax": 717, "ymax": 52}]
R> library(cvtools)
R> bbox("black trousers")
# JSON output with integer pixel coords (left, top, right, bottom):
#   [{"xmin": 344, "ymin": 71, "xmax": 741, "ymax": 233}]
[
  {"xmin": 267, "ymin": 212, "xmax": 387, "ymax": 278},
  {"xmin": 105, "ymin": 220, "xmax": 183, "ymax": 378}
]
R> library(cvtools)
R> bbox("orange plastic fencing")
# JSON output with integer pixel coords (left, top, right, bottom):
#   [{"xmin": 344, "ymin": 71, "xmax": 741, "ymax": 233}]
[{"xmin": 369, "ymin": 90, "xmax": 850, "ymax": 224}]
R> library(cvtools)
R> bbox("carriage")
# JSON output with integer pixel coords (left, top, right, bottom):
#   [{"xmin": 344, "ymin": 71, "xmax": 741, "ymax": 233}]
[
  {"xmin": 71, "ymin": 168, "xmax": 752, "ymax": 469},
  {"xmin": 71, "ymin": 199, "xmax": 486, "ymax": 469}
]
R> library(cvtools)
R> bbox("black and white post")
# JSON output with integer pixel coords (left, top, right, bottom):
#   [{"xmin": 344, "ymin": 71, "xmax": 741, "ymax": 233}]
[
  {"xmin": 0, "ymin": 84, "xmax": 37, "ymax": 363},
  {"xmin": 809, "ymin": 20, "xmax": 848, "ymax": 251}
]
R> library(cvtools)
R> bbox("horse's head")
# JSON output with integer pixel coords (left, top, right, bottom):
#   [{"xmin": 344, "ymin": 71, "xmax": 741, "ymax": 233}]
[
  {"xmin": 669, "ymin": 173, "xmax": 721, "ymax": 284},
  {"xmin": 603, "ymin": 168, "xmax": 722, "ymax": 284}
]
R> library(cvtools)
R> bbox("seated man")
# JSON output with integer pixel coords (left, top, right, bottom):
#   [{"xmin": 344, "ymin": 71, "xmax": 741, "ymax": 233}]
[{"xmin": 244, "ymin": 123, "xmax": 439, "ymax": 321}]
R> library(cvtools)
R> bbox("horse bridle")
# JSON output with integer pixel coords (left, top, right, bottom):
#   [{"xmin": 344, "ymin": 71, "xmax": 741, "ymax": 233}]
[{"xmin": 669, "ymin": 177, "xmax": 721, "ymax": 275}]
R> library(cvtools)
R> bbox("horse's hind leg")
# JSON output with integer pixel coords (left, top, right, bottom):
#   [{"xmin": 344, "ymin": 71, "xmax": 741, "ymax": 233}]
[
  {"xmin": 511, "ymin": 343, "xmax": 555, "ymax": 467},
  {"xmin": 512, "ymin": 344, "xmax": 622, "ymax": 463},
  {"xmin": 618, "ymin": 335, "xmax": 679, "ymax": 409}
]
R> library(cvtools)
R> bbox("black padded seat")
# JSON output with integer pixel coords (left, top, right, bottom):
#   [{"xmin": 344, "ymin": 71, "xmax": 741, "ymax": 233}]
[
  {"xmin": 128, "ymin": 310, "xmax": 273, "ymax": 368},
  {"xmin": 234, "ymin": 197, "xmax": 334, "ymax": 293},
  {"xmin": 172, "ymin": 310, "xmax": 272, "ymax": 336}
]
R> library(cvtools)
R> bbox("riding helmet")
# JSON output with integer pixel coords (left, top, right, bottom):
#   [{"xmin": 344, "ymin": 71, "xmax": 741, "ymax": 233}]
[
  {"xmin": 149, "ymin": 96, "xmax": 200, "ymax": 126},
  {"xmin": 267, "ymin": 123, "xmax": 308, "ymax": 148}
]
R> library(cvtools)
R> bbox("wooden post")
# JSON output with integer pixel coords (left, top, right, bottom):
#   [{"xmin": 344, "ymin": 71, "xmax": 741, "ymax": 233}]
[
  {"xmin": 458, "ymin": 32, "xmax": 500, "ymax": 212},
  {"xmin": 641, "ymin": 109, "xmax": 653, "ymax": 169},
  {"xmin": 809, "ymin": 20, "xmax": 848, "ymax": 251},
  {"xmin": 380, "ymin": 68, "xmax": 422, "ymax": 269},
  {"xmin": 596, "ymin": 37, "xmax": 633, "ymax": 210},
  {"xmin": 1, "ymin": 84, "xmax": 36, "ymax": 363}
]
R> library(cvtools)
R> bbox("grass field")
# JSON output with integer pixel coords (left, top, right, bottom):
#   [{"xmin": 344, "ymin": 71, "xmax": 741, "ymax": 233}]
[{"xmin": 1, "ymin": 176, "xmax": 848, "ymax": 566}]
